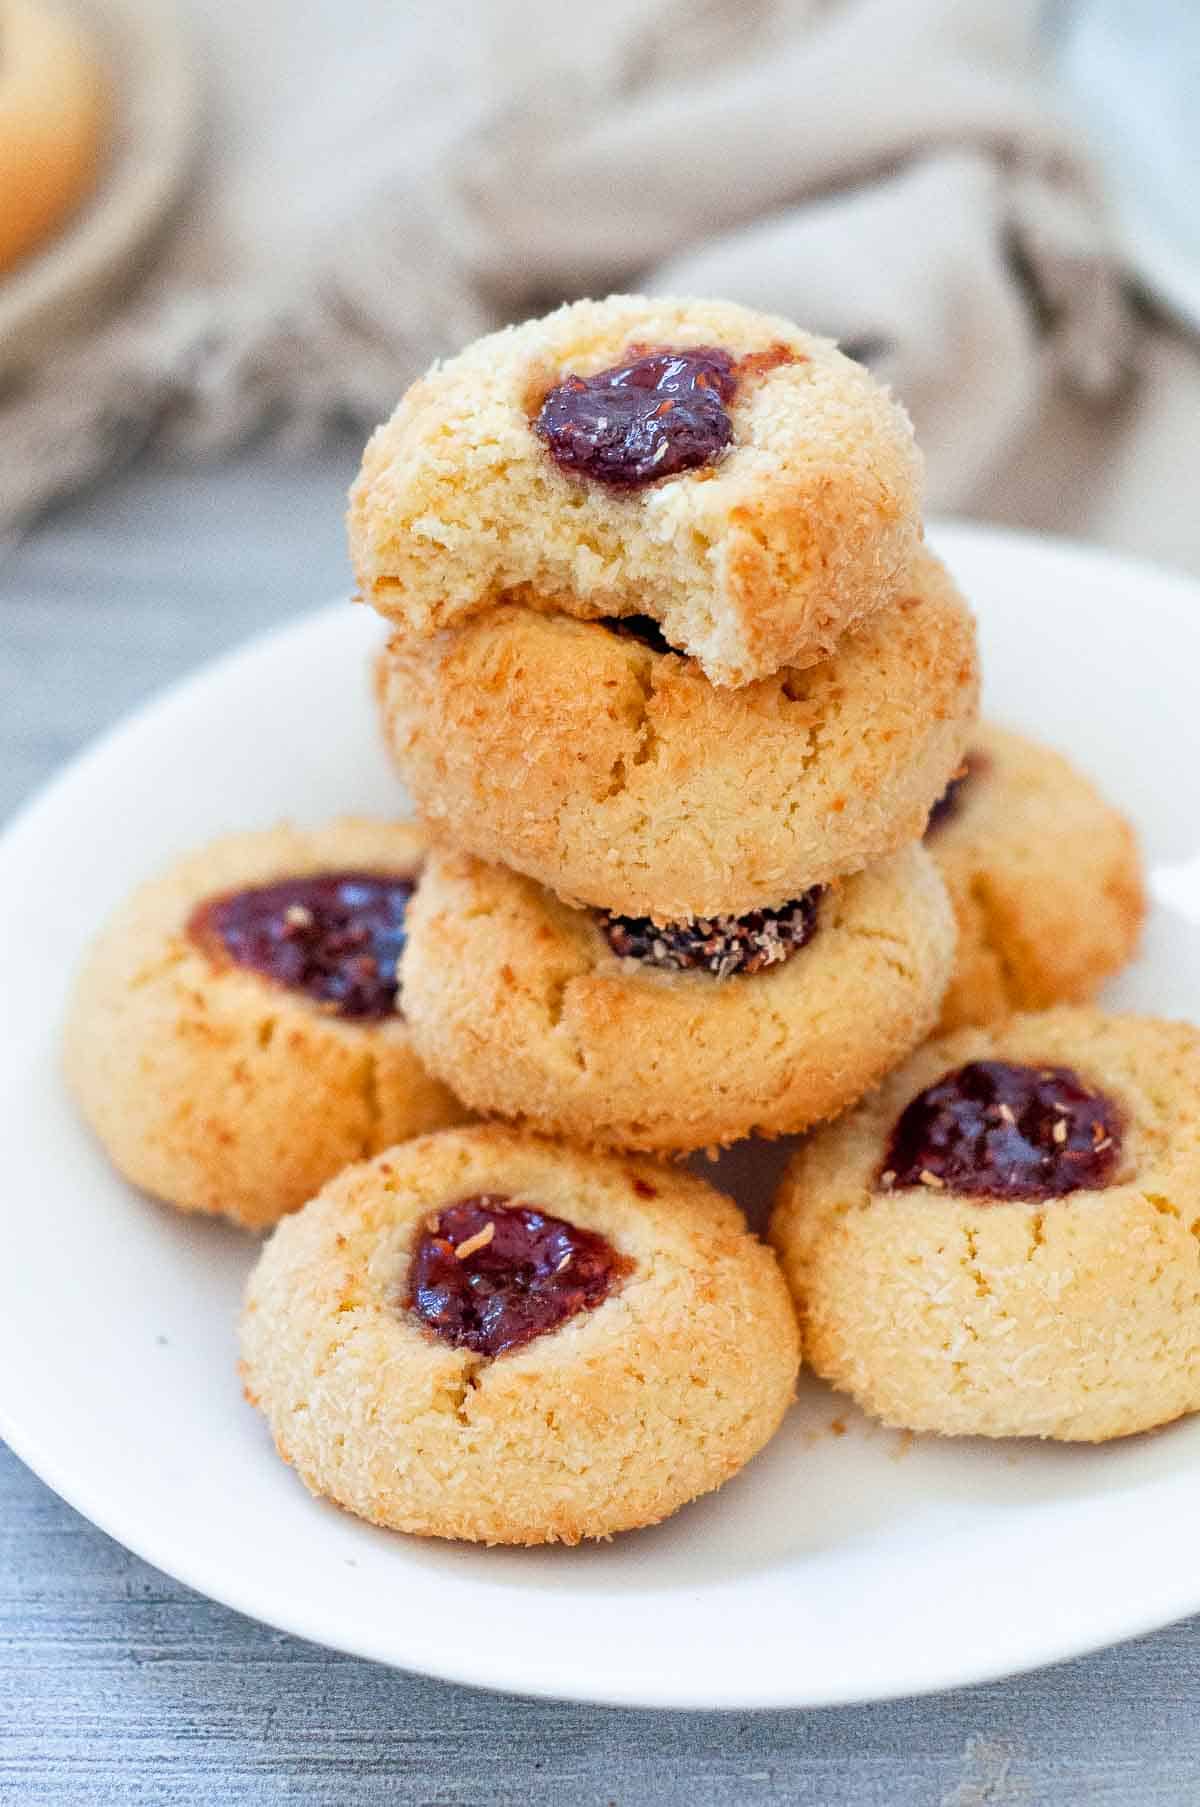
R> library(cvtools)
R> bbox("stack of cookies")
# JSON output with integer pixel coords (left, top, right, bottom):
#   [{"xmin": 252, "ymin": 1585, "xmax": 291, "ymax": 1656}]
[
  {"xmin": 354, "ymin": 295, "xmax": 980, "ymax": 1154},
  {"xmin": 69, "ymin": 294, "xmax": 1173, "ymax": 1554}
]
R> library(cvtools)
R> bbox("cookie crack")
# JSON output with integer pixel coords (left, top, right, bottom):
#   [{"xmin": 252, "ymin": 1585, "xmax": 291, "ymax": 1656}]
[
  {"xmin": 536, "ymin": 960, "xmax": 591, "ymax": 1075},
  {"xmin": 839, "ymin": 922, "xmax": 917, "ymax": 985},
  {"xmin": 447, "ymin": 1362, "xmax": 483, "ymax": 1427},
  {"xmin": 359, "ymin": 1047, "xmax": 382, "ymax": 1156},
  {"xmin": 604, "ymin": 654, "xmax": 660, "ymax": 798},
  {"xmin": 961, "ymin": 1226, "xmax": 990, "ymax": 1310},
  {"xmin": 128, "ymin": 943, "xmax": 193, "ymax": 991},
  {"xmin": 603, "ymin": 755, "xmax": 628, "ymax": 800},
  {"xmin": 630, "ymin": 661, "xmax": 659, "ymax": 770},
  {"xmin": 544, "ymin": 973, "xmax": 569, "ymax": 1029},
  {"xmin": 968, "ymin": 869, "xmax": 1023, "ymax": 1010}
]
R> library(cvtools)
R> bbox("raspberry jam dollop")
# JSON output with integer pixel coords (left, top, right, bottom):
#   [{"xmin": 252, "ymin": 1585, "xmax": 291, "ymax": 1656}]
[
  {"xmin": 407, "ymin": 1195, "xmax": 630, "ymax": 1358},
  {"xmin": 534, "ymin": 345, "xmax": 737, "ymax": 486},
  {"xmin": 925, "ymin": 750, "xmax": 987, "ymax": 835},
  {"xmin": 881, "ymin": 1060, "xmax": 1122, "ymax": 1201},
  {"xmin": 189, "ymin": 871, "xmax": 413, "ymax": 1020},
  {"xmin": 598, "ymin": 891, "xmax": 822, "ymax": 979}
]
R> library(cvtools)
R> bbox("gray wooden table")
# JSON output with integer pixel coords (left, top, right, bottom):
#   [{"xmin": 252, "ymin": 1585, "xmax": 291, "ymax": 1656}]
[{"xmin": 4, "ymin": 446, "xmax": 1200, "ymax": 1805}]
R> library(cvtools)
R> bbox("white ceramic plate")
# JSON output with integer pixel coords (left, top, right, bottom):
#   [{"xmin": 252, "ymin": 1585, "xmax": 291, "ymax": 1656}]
[{"xmin": 3, "ymin": 522, "xmax": 1200, "ymax": 1711}]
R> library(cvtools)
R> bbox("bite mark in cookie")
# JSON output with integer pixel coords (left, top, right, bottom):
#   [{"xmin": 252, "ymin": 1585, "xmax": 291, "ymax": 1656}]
[{"xmin": 350, "ymin": 295, "xmax": 923, "ymax": 684}]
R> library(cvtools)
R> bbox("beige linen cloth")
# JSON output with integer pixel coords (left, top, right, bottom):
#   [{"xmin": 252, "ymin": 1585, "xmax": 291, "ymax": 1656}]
[{"xmin": 0, "ymin": 0, "xmax": 1139, "ymax": 531}]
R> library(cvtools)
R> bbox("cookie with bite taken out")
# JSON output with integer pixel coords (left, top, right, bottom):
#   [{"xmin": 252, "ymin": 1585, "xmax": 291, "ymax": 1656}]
[{"xmin": 350, "ymin": 293, "xmax": 924, "ymax": 687}]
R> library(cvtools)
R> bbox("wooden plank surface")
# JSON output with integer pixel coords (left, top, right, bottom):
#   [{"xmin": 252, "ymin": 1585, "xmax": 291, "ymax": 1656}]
[{"xmin": 4, "ymin": 447, "xmax": 1200, "ymax": 1805}]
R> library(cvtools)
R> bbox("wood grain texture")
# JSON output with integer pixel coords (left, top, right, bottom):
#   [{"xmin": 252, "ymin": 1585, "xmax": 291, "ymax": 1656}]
[
  {"xmin": 6, "ymin": 1439, "xmax": 1200, "ymax": 1807},
  {"xmin": 4, "ymin": 448, "xmax": 1200, "ymax": 1805}
]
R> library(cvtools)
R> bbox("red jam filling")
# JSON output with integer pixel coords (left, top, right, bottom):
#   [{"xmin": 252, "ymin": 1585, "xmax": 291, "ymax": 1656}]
[
  {"xmin": 188, "ymin": 871, "xmax": 412, "ymax": 1020},
  {"xmin": 599, "ymin": 890, "xmax": 822, "ymax": 979},
  {"xmin": 534, "ymin": 345, "xmax": 737, "ymax": 486},
  {"xmin": 881, "ymin": 1060, "xmax": 1122, "ymax": 1201},
  {"xmin": 407, "ymin": 1195, "xmax": 630, "ymax": 1357}
]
